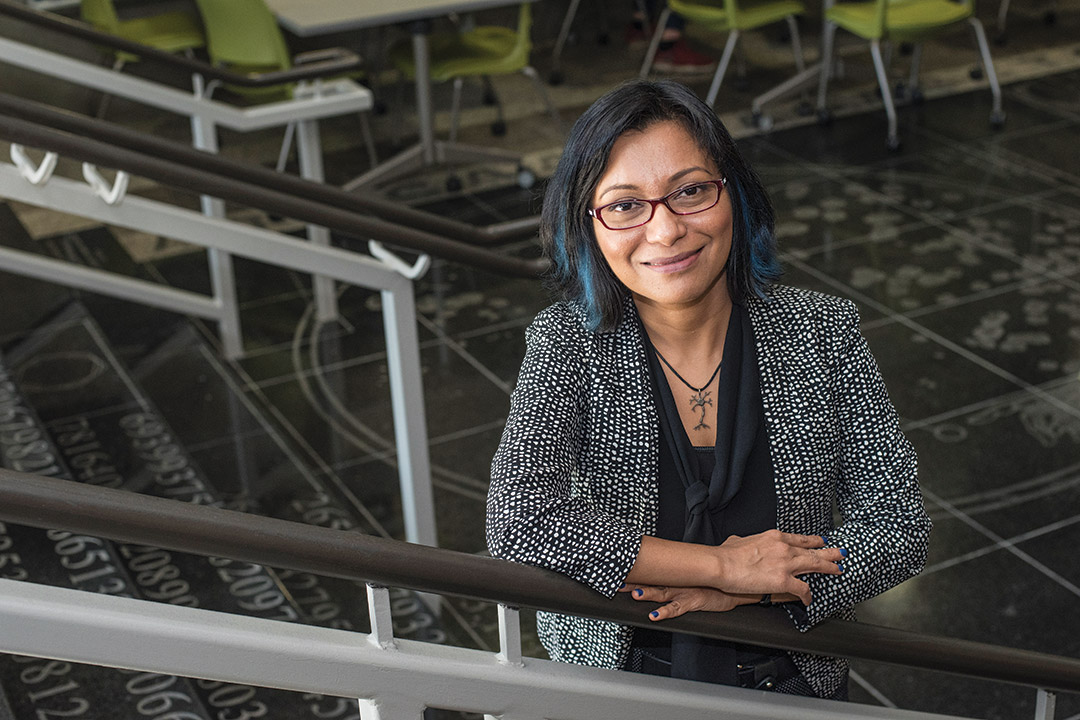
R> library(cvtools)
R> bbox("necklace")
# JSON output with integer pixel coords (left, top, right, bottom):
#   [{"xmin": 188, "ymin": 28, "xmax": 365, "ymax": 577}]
[{"xmin": 654, "ymin": 349, "xmax": 722, "ymax": 431}]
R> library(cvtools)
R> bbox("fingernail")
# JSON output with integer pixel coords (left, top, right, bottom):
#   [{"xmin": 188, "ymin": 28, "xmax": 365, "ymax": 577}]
[
  {"xmin": 820, "ymin": 535, "xmax": 828, "ymax": 544},
  {"xmin": 839, "ymin": 548, "xmax": 849, "ymax": 558},
  {"xmin": 838, "ymin": 563, "xmax": 845, "ymax": 573},
  {"xmin": 634, "ymin": 588, "xmax": 643, "ymax": 597},
  {"xmin": 650, "ymin": 611, "xmax": 659, "ymax": 619},
  {"xmin": 619, "ymin": 582, "xmax": 626, "ymax": 589}
]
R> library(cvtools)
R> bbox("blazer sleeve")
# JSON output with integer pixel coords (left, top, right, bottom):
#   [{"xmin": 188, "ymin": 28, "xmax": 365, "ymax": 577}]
[
  {"xmin": 486, "ymin": 307, "xmax": 643, "ymax": 598},
  {"xmin": 791, "ymin": 301, "xmax": 931, "ymax": 630}
]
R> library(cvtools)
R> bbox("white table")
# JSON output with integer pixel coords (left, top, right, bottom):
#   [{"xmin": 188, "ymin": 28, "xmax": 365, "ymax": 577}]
[{"xmin": 265, "ymin": 0, "xmax": 535, "ymax": 190}]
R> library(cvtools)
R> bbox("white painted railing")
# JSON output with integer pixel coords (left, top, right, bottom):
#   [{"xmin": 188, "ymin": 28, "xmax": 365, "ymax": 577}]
[{"xmin": 0, "ymin": 578, "xmax": 972, "ymax": 720}]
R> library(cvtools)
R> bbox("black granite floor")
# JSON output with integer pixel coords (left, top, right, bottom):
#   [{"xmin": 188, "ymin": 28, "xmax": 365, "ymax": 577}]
[{"xmin": 3, "ymin": 43, "xmax": 1080, "ymax": 720}]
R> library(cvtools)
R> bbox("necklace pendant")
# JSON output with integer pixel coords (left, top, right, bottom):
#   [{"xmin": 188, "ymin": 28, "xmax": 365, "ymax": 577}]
[{"xmin": 689, "ymin": 389, "xmax": 713, "ymax": 430}]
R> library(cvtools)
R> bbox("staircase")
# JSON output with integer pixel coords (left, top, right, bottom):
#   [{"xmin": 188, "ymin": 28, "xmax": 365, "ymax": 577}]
[{"xmin": 0, "ymin": 217, "xmax": 493, "ymax": 719}]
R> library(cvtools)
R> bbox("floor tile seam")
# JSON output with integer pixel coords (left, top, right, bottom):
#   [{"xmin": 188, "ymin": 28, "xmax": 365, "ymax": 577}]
[
  {"xmin": 782, "ymin": 254, "xmax": 1080, "ymax": 424},
  {"xmin": 780, "ymin": 218, "xmax": 932, "ymax": 261},
  {"xmin": 197, "ymin": 341, "xmax": 360, "ymax": 495},
  {"xmin": 183, "ymin": 426, "xmax": 269, "ymax": 454},
  {"xmin": 901, "ymin": 372, "xmax": 1079, "ymax": 433},
  {"xmin": 905, "ymin": 204, "xmax": 1080, "ymax": 295},
  {"xmin": 880, "ymin": 272, "xmax": 1062, "ymax": 329},
  {"xmin": 921, "ymin": 488, "xmax": 1080, "ymax": 598},
  {"xmin": 416, "ymin": 314, "xmax": 514, "ymax": 397},
  {"xmin": 920, "ymin": 511, "xmax": 1080, "ymax": 578},
  {"xmin": 325, "ymin": 418, "xmax": 509, "ymax": 473},
  {"xmin": 926, "ymin": 471, "xmax": 1080, "ymax": 522},
  {"xmin": 916, "ymin": 120, "xmax": 1080, "ymax": 190}
]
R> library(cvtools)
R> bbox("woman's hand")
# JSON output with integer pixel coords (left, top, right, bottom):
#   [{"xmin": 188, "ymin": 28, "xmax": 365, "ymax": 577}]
[
  {"xmin": 619, "ymin": 583, "xmax": 760, "ymax": 620},
  {"xmin": 713, "ymin": 530, "xmax": 845, "ymax": 604}
]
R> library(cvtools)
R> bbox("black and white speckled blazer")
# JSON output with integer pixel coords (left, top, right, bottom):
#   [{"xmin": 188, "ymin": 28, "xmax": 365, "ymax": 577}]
[{"xmin": 487, "ymin": 284, "xmax": 931, "ymax": 698}]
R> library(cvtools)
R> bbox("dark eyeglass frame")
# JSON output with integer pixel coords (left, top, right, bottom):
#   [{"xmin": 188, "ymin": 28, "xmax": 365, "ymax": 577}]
[{"xmin": 588, "ymin": 177, "xmax": 727, "ymax": 231}]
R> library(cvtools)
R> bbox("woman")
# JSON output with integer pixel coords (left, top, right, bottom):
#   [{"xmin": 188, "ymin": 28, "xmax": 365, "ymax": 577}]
[{"xmin": 486, "ymin": 79, "xmax": 930, "ymax": 700}]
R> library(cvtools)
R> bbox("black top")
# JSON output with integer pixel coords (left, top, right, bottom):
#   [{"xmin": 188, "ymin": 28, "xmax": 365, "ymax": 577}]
[{"xmin": 634, "ymin": 303, "xmax": 786, "ymax": 684}]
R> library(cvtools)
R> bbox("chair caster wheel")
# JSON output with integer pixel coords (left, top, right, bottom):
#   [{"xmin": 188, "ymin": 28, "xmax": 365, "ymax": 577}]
[
  {"xmin": 446, "ymin": 175, "xmax": 463, "ymax": 192},
  {"xmin": 548, "ymin": 70, "xmax": 564, "ymax": 85},
  {"xmin": 1044, "ymin": 10, "xmax": 1056, "ymax": 24},
  {"xmin": 482, "ymin": 90, "xmax": 498, "ymax": 106},
  {"xmin": 491, "ymin": 120, "xmax": 507, "ymax": 136},
  {"xmin": 752, "ymin": 112, "xmax": 773, "ymax": 131},
  {"xmin": 886, "ymin": 135, "xmax": 902, "ymax": 152},
  {"xmin": 816, "ymin": 108, "xmax": 833, "ymax": 126},
  {"xmin": 516, "ymin": 167, "xmax": 536, "ymax": 189},
  {"xmin": 893, "ymin": 81, "xmax": 907, "ymax": 100},
  {"xmin": 994, "ymin": 33, "xmax": 1007, "ymax": 46},
  {"xmin": 990, "ymin": 110, "xmax": 1006, "ymax": 128},
  {"xmin": 911, "ymin": 89, "xmax": 924, "ymax": 105},
  {"xmin": 970, "ymin": 65, "xmax": 984, "ymax": 79}
]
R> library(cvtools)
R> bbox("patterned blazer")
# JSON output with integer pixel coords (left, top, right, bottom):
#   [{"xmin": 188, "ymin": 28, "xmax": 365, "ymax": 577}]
[{"xmin": 487, "ymin": 284, "xmax": 931, "ymax": 698}]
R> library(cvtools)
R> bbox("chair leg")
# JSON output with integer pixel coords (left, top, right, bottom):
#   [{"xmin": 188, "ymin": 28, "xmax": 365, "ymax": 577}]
[
  {"xmin": 705, "ymin": 30, "xmax": 740, "ymax": 107},
  {"xmin": 551, "ymin": 0, "xmax": 583, "ymax": 81},
  {"xmin": 449, "ymin": 76, "xmax": 464, "ymax": 143},
  {"xmin": 997, "ymin": 0, "xmax": 1011, "ymax": 38},
  {"xmin": 785, "ymin": 15, "xmax": 806, "ymax": 74},
  {"xmin": 816, "ymin": 21, "xmax": 838, "ymax": 113},
  {"xmin": 522, "ymin": 66, "xmax": 563, "ymax": 132},
  {"xmin": 869, "ymin": 40, "xmax": 900, "ymax": 149},
  {"xmin": 969, "ymin": 17, "xmax": 1005, "ymax": 123},
  {"xmin": 640, "ymin": 7, "xmax": 671, "ymax": 78}
]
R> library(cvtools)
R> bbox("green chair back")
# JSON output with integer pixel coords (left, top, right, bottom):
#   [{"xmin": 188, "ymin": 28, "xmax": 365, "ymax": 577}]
[
  {"xmin": 193, "ymin": 0, "xmax": 294, "ymax": 99},
  {"xmin": 80, "ymin": 0, "xmax": 120, "ymax": 35},
  {"xmin": 828, "ymin": 0, "xmax": 976, "ymax": 41},
  {"xmin": 80, "ymin": 0, "xmax": 204, "ymax": 64}
]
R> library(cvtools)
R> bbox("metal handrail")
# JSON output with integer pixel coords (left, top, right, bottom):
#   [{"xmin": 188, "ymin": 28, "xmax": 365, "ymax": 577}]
[
  {"xmin": 0, "ymin": 0, "xmax": 541, "ymax": 243},
  {"xmin": 0, "ymin": 0, "xmax": 361, "ymax": 88},
  {"xmin": 0, "ymin": 111, "xmax": 548, "ymax": 278},
  {"xmin": 0, "ymin": 92, "xmax": 541, "ymax": 249},
  {"xmin": 1, "ymin": 467, "xmax": 1078, "ymax": 696}
]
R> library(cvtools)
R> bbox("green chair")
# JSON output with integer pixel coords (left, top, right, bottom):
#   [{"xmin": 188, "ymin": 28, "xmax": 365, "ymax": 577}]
[
  {"xmin": 815, "ymin": 0, "xmax": 1005, "ymax": 150},
  {"xmin": 388, "ymin": 3, "xmax": 560, "ymax": 143},
  {"xmin": 639, "ymin": 0, "xmax": 807, "ymax": 111},
  {"xmin": 80, "ymin": 0, "xmax": 205, "ymax": 72},
  {"xmin": 193, "ymin": 0, "xmax": 377, "ymax": 170}
]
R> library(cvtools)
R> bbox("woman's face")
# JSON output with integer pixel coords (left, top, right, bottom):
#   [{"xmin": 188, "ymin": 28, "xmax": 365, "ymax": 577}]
[{"xmin": 590, "ymin": 120, "xmax": 733, "ymax": 313}]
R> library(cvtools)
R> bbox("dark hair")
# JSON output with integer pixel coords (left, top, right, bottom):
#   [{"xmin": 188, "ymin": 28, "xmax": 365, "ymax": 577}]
[{"xmin": 540, "ymin": 79, "xmax": 780, "ymax": 332}]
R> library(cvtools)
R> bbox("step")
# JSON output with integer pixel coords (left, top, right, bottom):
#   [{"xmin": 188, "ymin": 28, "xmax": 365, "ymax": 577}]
[
  {"xmin": 0, "ymin": 339, "xmax": 352, "ymax": 720},
  {"xmin": 0, "ymin": 360, "xmax": 216, "ymax": 720}
]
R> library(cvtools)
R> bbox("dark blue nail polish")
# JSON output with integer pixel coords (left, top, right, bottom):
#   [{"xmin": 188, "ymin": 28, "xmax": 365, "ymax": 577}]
[
  {"xmin": 838, "ymin": 563, "xmax": 845, "ymax": 573},
  {"xmin": 839, "ymin": 548, "xmax": 849, "ymax": 558},
  {"xmin": 650, "ymin": 610, "xmax": 659, "ymax": 618},
  {"xmin": 619, "ymin": 582, "xmax": 626, "ymax": 589},
  {"xmin": 634, "ymin": 588, "xmax": 643, "ymax": 597},
  {"xmin": 820, "ymin": 535, "xmax": 828, "ymax": 544}
]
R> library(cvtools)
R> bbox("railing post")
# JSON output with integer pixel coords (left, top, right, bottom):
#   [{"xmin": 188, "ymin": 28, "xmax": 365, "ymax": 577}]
[
  {"xmin": 357, "ymin": 696, "xmax": 426, "ymax": 720},
  {"xmin": 496, "ymin": 604, "xmax": 522, "ymax": 667},
  {"xmin": 380, "ymin": 281, "xmax": 437, "ymax": 549},
  {"xmin": 1035, "ymin": 689, "xmax": 1056, "ymax": 720},
  {"xmin": 190, "ymin": 74, "xmax": 243, "ymax": 359},
  {"xmin": 294, "ymin": 116, "xmax": 339, "ymax": 324},
  {"xmin": 366, "ymin": 583, "xmax": 396, "ymax": 650}
]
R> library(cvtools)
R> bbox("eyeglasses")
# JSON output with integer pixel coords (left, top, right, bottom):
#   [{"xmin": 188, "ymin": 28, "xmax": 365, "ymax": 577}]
[{"xmin": 588, "ymin": 178, "xmax": 727, "ymax": 231}]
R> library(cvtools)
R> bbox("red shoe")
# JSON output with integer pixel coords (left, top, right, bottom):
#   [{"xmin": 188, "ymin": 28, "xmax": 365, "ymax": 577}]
[{"xmin": 652, "ymin": 40, "xmax": 717, "ymax": 75}]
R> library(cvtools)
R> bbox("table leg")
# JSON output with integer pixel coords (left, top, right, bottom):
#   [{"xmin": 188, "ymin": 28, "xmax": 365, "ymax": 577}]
[{"xmin": 411, "ymin": 21, "xmax": 436, "ymax": 166}]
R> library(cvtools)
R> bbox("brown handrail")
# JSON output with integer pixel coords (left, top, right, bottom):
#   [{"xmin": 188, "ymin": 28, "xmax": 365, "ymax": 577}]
[
  {"xmin": 1, "ymin": 467, "xmax": 1079, "ymax": 695},
  {"xmin": 0, "ymin": 93, "xmax": 539, "ymax": 248},
  {"xmin": 0, "ymin": 112, "xmax": 549, "ymax": 278}
]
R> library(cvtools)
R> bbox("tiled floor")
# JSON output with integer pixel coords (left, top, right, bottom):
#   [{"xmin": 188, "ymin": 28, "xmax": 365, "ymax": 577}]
[{"xmin": 3, "ymin": 3, "xmax": 1080, "ymax": 717}]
